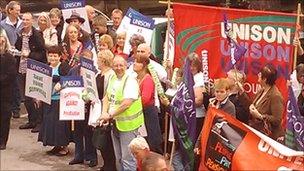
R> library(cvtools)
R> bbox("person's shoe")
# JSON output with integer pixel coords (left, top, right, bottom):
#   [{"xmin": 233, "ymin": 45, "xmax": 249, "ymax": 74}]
[
  {"xmin": 12, "ymin": 111, "xmax": 20, "ymax": 118},
  {"xmin": 88, "ymin": 160, "xmax": 97, "ymax": 167},
  {"xmin": 31, "ymin": 124, "xmax": 40, "ymax": 133},
  {"xmin": 19, "ymin": 122, "xmax": 35, "ymax": 129},
  {"xmin": 0, "ymin": 144, "xmax": 6, "ymax": 150},
  {"xmin": 69, "ymin": 159, "xmax": 83, "ymax": 165}
]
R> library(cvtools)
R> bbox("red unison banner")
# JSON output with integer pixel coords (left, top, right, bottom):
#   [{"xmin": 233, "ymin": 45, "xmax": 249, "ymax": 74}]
[{"xmin": 173, "ymin": 3, "xmax": 297, "ymax": 101}]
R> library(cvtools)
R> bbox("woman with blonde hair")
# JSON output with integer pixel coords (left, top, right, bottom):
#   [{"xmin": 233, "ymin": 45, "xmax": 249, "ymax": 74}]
[
  {"xmin": 37, "ymin": 12, "xmax": 58, "ymax": 47},
  {"xmin": 94, "ymin": 49, "xmax": 116, "ymax": 170},
  {"xmin": 49, "ymin": 8, "xmax": 63, "ymax": 43},
  {"xmin": 98, "ymin": 34, "xmax": 114, "ymax": 52},
  {"xmin": 113, "ymin": 32, "xmax": 128, "ymax": 59},
  {"xmin": 62, "ymin": 24, "xmax": 83, "ymax": 66}
]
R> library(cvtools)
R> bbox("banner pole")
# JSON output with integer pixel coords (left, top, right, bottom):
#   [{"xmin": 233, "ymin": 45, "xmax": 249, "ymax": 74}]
[
  {"xmin": 163, "ymin": 0, "xmax": 171, "ymax": 157},
  {"xmin": 169, "ymin": 139, "xmax": 175, "ymax": 166},
  {"xmin": 293, "ymin": 3, "xmax": 301, "ymax": 70},
  {"xmin": 159, "ymin": 1, "xmax": 174, "ymax": 5},
  {"xmin": 164, "ymin": 112, "xmax": 169, "ymax": 156},
  {"xmin": 71, "ymin": 120, "xmax": 74, "ymax": 131}
]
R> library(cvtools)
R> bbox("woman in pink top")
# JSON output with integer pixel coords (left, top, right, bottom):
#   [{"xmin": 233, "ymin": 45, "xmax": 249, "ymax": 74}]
[{"xmin": 133, "ymin": 55, "xmax": 162, "ymax": 154}]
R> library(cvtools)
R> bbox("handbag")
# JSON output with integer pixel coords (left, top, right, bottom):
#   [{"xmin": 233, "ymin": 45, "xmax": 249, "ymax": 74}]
[{"xmin": 92, "ymin": 124, "xmax": 112, "ymax": 151}]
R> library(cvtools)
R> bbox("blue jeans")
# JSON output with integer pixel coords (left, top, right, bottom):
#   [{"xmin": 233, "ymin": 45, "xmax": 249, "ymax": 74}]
[{"xmin": 111, "ymin": 125, "xmax": 138, "ymax": 171}]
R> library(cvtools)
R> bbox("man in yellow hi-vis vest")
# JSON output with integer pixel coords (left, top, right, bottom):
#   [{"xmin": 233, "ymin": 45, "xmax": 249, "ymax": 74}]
[{"xmin": 99, "ymin": 56, "xmax": 144, "ymax": 171}]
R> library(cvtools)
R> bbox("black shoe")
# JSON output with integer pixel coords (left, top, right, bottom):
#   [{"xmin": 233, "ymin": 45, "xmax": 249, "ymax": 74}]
[
  {"xmin": 0, "ymin": 144, "xmax": 6, "ymax": 150},
  {"xmin": 12, "ymin": 111, "xmax": 20, "ymax": 118},
  {"xmin": 31, "ymin": 124, "xmax": 40, "ymax": 133},
  {"xmin": 88, "ymin": 160, "xmax": 97, "ymax": 167},
  {"xmin": 19, "ymin": 123, "xmax": 35, "ymax": 129},
  {"xmin": 69, "ymin": 159, "xmax": 83, "ymax": 165}
]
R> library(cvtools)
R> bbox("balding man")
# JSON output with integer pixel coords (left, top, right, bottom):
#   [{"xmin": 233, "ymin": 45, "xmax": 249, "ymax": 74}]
[
  {"xmin": 99, "ymin": 56, "xmax": 144, "ymax": 171},
  {"xmin": 16, "ymin": 12, "xmax": 47, "ymax": 131},
  {"xmin": 128, "ymin": 43, "xmax": 167, "ymax": 83}
]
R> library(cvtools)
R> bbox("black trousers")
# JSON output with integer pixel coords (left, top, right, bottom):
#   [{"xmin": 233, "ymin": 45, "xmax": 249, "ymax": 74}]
[
  {"xmin": 24, "ymin": 96, "xmax": 42, "ymax": 125},
  {"xmin": 73, "ymin": 116, "xmax": 97, "ymax": 161},
  {"xmin": 0, "ymin": 102, "xmax": 12, "ymax": 146}
]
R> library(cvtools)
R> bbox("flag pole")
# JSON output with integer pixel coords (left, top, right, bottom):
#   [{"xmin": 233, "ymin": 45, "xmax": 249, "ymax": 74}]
[
  {"xmin": 293, "ymin": 3, "xmax": 301, "ymax": 70},
  {"xmin": 169, "ymin": 140, "xmax": 175, "ymax": 166},
  {"xmin": 162, "ymin": 0, "xmax": 171, "ymax": 157}
]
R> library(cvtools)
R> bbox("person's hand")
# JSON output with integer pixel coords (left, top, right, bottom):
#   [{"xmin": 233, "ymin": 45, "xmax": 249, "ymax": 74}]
[
  {"xmin": 160, "ymin": 96, "xmax": 170, "ymax": 106},
  {"xmin": 54, "ymin": 83, "xmax": 62, "ymax": 92},
  {"xmin": 21, "ymin": 49, "xmax": 30, "ymax": 58},
  {"xmin": 194, "ymin": 148, "xmax": 200, "ymax": 155},
  {"xmin": 293, "ymin": 38, "xmax": 301, "ymax": 47},
  {"xmin": 97, "ymin": 112, "xmax": 112, "ymax": 126},
  {"xmin": 249, "ymin": 104, "xmax": 262, "ymax": 119},
  {"xmin": 209, "ymin": 98, "xmax": 216, "ymax": 108}
]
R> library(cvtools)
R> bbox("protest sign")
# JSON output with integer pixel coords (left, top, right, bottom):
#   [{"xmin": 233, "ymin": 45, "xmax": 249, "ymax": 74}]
[
  {"xmin": 60, "ymin": 0, "xmax": 91, "ymax": 34},
  {"xmin": 80, "ymin": 57, "xmax": 99, "ymax": 101},
  {"xmin": 199, "ymin": 108, "xmax": 304, "ymax": 171},
  {"xmin": 25, "ymin": 59, "xmax": 52, "ymax": 105},
  {"xmin": 117, "ymin": 8, "xmax": 155, "ymax": 54},
  {"xmin": 60, "ymin": 76, "xmax": 85, "ymax": 120}
]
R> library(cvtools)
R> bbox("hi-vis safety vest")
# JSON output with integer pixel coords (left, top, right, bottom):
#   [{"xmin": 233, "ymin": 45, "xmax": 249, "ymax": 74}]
[{"xmin": 107, "ymin": 74, "xmax": 144, "ymax": 132}]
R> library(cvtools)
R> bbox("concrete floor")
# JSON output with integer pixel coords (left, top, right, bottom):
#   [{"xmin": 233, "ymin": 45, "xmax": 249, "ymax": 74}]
[{"xmin": 0, "ymin": 104, "xmax": 103, "ymax": 170}]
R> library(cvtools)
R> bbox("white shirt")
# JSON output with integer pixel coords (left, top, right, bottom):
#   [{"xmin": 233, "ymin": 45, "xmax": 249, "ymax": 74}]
[
  {"xmin": 193, "ymin": 72, "xmax": 206, "ymax": 118},
  {"xmin": 290, "ymin": 70, "xmax": 302, "ymax": 99}
]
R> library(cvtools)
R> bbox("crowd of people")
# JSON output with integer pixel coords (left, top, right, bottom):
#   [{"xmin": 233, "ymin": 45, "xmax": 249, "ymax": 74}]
[{"xmin": 0, "ymin": 1, "xmax": 304, "ymax": 171}]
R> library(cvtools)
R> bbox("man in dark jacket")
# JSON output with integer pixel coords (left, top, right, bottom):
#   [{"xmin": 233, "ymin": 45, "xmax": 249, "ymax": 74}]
[
  {"xmin": 0, "ymin": 35, "xmax": 17, "ymax": 150},
  {"xmin": 15, "ymin": 12, "xmax": 47, "ymax": 132}
]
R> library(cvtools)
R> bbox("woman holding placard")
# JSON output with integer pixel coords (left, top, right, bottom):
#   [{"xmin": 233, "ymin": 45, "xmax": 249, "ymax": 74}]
[{"xmin": 38, "ymin": 46, "xmax": 70, "ymax": 156}]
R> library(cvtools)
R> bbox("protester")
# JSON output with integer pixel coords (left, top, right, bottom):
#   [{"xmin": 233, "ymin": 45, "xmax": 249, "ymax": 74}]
[
  {"xmin": 98, "ymin": 34, "xmax": 114, "ymax": 52},
  {"xmin": 67, "ymin": 50, "xmax": 97, "ymax": 167},
  {"xmin": 187, "ymin": 53, "xmax": 206, "ymax": 140},
  {"xmin": 1, "ymin": 0, "xmax": 22, "ymax": 119},
  {"xmin": 85, "ymin": 5, "xmax": 95, "ymax": 30},
  {"xmin": 141, "ymin": 152, "xmax": 168, "ymax": 171},
  {"xmin": 133, "ymin": 54, "xmax": 162, "ymax": 154},
  {"xmin": 0, "ymin": 35, "xmax": 17, "ymax": 150},
  {"xmin": 295, "ymin": 64, "xmax": 304, "ymax": 116},
  {"xmin": 0, "ymin": 1, "xmax": 22, "ymax": 46},
  {"xmin": 94, "ymin": 49, "xmax": 116, "ymax": 170},
  {"xmin": 249, "ymin": 65, "xmax": 284, "ymax": 140},
  {"xmin": 98, "ymin": 56, "xmax": 144, "ymax": 171},
  {"xmin": 62, "ymin": 24, "xmax": 83, "ymax": 67},
  {"xmin": 49, "ymin": 8, "xmax": 64, "ymax": 44},
  {"xmin": 92, "ymin": 15, "xmax": 116, "ymax": 46},
  {"xmin": 37, "ymin": 12, "xmax": 58, "ymax": 47},
  {"xmin": 110, "ymin": 9, "xmax": 123, "ymax": 32},
  {"xmin": 65, "ymin": 11, "xmax": 93, "ymax": 50},
  {"xmin": 16, "ymin": 12, "xmax": 47, "ymax": 132},
  {"xmin": 127, "ymin": 34, "xmax": 145, "ymax": 67},
  {"xmin": 129, "ymin": 137, "xmax": 150, "ymax": 171},
  {"xmin": 194, "ymin": 78, "xmax": 236, "ymax": 158},
  {"xmin": 38, "ymin": 45, "xmax": 70, "ymax": 156},
  {"xmin": 227, "ymin": 69, "xmax": 251, "ymax": 124},
  {"xmin": 113, "ymin": 31, "xmax": 127, "ymax": 59}
]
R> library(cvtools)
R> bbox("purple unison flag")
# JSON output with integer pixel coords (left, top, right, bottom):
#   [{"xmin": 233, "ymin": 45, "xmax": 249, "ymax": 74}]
[
  {"xmin": 171, "ymin": 58, "xmax": 196, "ymax": 169},
  {"xmin": 285, "ymin": 86, "xmax": 304, "ymax": 151},
  {"xmin": 223, "ymin": 14, "xmax": 247, "ymax": 71}
]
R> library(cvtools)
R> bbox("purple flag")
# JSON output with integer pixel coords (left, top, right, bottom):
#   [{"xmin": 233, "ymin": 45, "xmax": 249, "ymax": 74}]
[
  {"xmin": 171, "ymin": 58, "xmax": 196, "ymax": 169},
  {"xmin": 285, "ymin": 86, "xmax": 304, "ymax": 151},
  {"xmin": 223, "ymin": 14, "xmax": 247, "ymax": 71}
]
